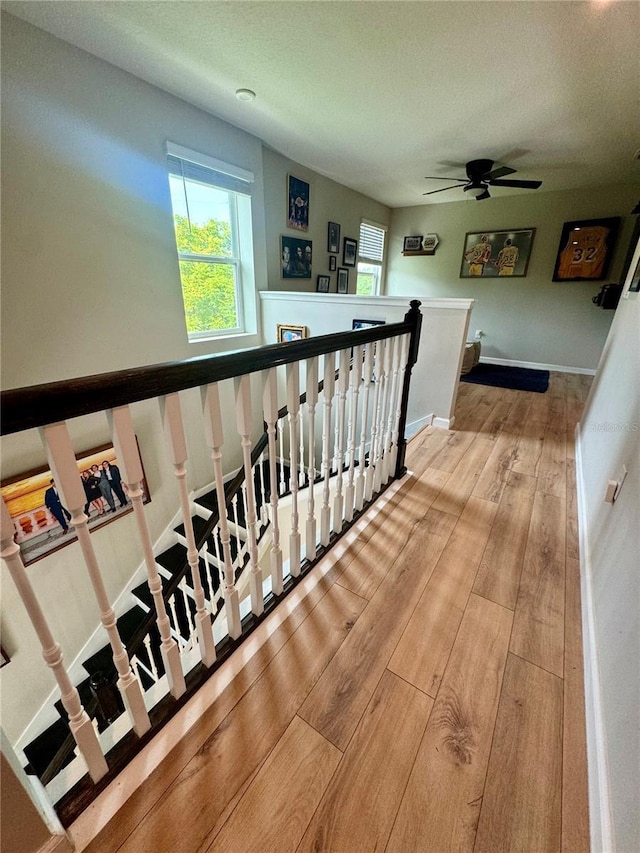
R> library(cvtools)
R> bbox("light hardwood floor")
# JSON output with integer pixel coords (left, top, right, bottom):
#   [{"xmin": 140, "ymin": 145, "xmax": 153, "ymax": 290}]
[{"xmin": 84, "ymin": 373, "xmax": 591, "ymax": 853}]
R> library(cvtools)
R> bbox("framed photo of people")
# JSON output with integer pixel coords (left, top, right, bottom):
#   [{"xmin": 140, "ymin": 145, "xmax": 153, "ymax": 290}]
[
  {"xmin": 460, "ymin": 228, "xmax": 536, "ymax": 278},
  {"xmin": 287, "ymin": 175, "xmax": 309, "ymax": 231},
  {"xmin": 0, "ymin": 441, "xmax": 150, "ymax": 566},
  {"xmin": 552, "ymin": 218, "xmax": 620, "ymax": 282},
  {"xmin": 281, "ymin": 236, "xmax": 312, "ymax": 279}
]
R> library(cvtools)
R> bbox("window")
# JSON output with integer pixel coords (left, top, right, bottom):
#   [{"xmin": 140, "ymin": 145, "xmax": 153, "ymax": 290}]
[
  {"xmin": 166, "ymin": 143, "xmax": 255, "ymax": 341},
  {"xmin": 357, "ymin": 220, "xmax": 387, "ymax": 295}
]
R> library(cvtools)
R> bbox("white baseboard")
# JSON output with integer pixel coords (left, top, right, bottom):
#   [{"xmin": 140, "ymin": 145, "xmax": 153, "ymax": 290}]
[
  {"xmin": 575, "ymin": 429, "xmax": 613, "ymax": 853},
  {"xmin": 480, "ymin": 356, "xmax": 596, "ymax": 376},
  {"xmin": 405, "ymin": 414, "xmax": 433, "ymax": 439},
  {"xmin": 433, "ymin": 416, "xmax": 455, "ymax": 430}
]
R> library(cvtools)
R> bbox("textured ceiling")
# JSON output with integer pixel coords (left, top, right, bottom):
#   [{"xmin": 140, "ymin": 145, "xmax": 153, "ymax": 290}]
[{"xmin": 3, "ymin": 0, "xmax": 640, "ymax": 207}]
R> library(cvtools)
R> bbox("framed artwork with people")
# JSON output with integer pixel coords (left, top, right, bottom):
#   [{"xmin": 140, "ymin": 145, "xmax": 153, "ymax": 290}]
[
  {"xmin": 277, "ymin": 324, "xmax": 308, "ymax": 343},
  {"xmin": 287, "ymin": 175, "xmax": 310, "ymax": 231},
  {"xmin": 0, "ymin": 441, "xmax": 150, "ymax": 566},
  {"xmin": 460, "ymin": 228, "xmax": 536, "ymax": 278},
  {"xmin": 281, "ymin": 235, "xmax": 312, "ymax": 279}
]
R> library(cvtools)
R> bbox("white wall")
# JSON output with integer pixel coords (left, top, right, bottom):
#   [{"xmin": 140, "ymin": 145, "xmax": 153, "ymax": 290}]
[
  {"xmin": 575, "ymin": 233, "xmax": 640, "ymax": 853},
  {"xmin": 260, "ymin": 292, "xmax": 473, "ymax": 429},
  {"xmin": 387, "ymin": 184, "xmax": 639, "ymax": 371}
]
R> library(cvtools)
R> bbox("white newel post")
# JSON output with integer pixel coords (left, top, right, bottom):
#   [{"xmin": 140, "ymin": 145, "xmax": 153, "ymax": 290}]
[
  {"xmin": 263, "ymin": 368, "xmax": 283, "ymax": 595},
  {"xmin": 305, "ymin": 357, "xmax": 319, "ymax": 562},
  {"xmin": 202, "ymin": 383, "xmax": 242, "ymax": 639},
  {"xmin": 161, "ymin": 393, "xmax": 216, "ymax": 667},
  {"xmin": 286, "ymin": 362, "xmax": 301, "ymax": 576},
  {"xmin": 332, "ymin": 349, "xmax": 350, "ymax": 534},
  {"xmin": 0, "ymin": 499, "xmax": 109, "ymax": 783},
  {"xmin": 345, "ymin": 344, "xmax": 363, "ymax": 522},
  {"xmin": 356, "ymin": 342, "xmax": 375, "ymax": 511},
  {"xmin": 41, "ymin": 422, "xmax": 151, "ymax": 738},
  {"xmin": 320, "ymin": 351, "xmax": 336, "ymax": 546},
  {"xmin": 109, "ymin": 406, "xmax": 186, "ymax": 698},
  {"xmin": 234, "ymin": 374, "xmax": 264, "ymax": 616}
]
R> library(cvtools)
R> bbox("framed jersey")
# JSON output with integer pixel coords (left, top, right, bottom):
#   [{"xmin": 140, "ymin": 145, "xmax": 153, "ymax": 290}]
[
  {"xmin": 460, "ymin": 228, "xmax": 535, "ymax": 278},
  {"xmin": 552, "ymin": 218, "xmax": 620, "ymax": 282}
]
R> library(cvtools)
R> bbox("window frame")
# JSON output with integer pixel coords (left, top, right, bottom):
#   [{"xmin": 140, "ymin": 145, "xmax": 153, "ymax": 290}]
[
  {"xmin": 357, "ymin": 219, "xmax": 387, "ymax": 296},
  {"xmin": 166, "ymin": 142, "xmax": 255, "ymax": 342}
]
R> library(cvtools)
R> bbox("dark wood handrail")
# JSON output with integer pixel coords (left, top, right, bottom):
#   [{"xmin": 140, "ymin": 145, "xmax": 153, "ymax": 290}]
[{"xmin": 1, "ymin": 312, "xmax": 419, "ymax": 435}]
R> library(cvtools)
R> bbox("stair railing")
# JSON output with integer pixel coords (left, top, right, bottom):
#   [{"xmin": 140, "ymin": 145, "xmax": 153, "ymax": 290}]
[{"xmin": 1, "ymin": 300, "xmax": 422, "ymax": 817}]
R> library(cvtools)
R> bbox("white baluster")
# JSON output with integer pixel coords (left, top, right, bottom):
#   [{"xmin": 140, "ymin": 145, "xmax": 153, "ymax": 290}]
[
  {"xmin": 201, "ymin": 541, "xmax": 216, "ymax": 614},
  {"xmin": 356, "ymin": 342, "xmax": 374, "ymax": 511},
  {"xmin": 305, "ymin": 357, "xmax": 319, "ymax": 562},
  {"xmin": 298, "ymin": 404, "xmax": 305, "ymax": 487},
  {"xmin": 278, "ymin": 416, "xmax": 286, "ymax": 495},
  {"xmin": 365, "ymin": 340, "xmax": 385, "ymax": 502},
  {"xmin": 234, "ymin": 374, "xmax": 264, "ymax": 616},
  {"xmin": 1, "ymin": 498, "xmax": 109, "ymax": 783},
  {"xmin": 258, "ymin": 452, "xmax": 268, "ymax": 526},
  {"xmin": 143, "ymin": 635, "xmax": 158, "ymax": 681},
  {"xmin": 109, "ymin": 405, "xmax": 186, "ymax": 697},
  {"xmin": 231, "ymin": 492, "xmax": 243, "ymax": 561},
  {"xmin": 373, "ymin": 338, "xmax": 392, "ymax": 495},
  {"xmin": 202, "ymin": 384, "xmax": 242, "ymax": 640},
  {"xmin": 179, "ymin": 579, "xmax": 196, "ymax": 649},
  {"xmin": 286, "ymin": 361, "xmax": 301, "ymax": 576},
  {"xmin": 332, "ymin": 349, "xmax": 350, "ymax": 534},
  {"xmin": 168, "ymin": 594, "xmax": 184, "ymax": 653},
  {"xmin": 263, "ymin": 368, "xmax": 283, "ymax": 595},
  {"xmin": 130, "ymin": 656, "xmax": 140, "ymax": 683},
  {"xmin": 320, "ymin": 351, "xmax": 336, "ymax": 546},
  {"xmin": 42, "ymin": 421, "xmax": 151, "ymax": 736},
  {"xmin": 212, "ymin": 529, "xmax": 225, "ymax": 595},
  {"xmin": 390, "ymin": 334, "xmax": 411, "ymax": 475},
  {"xmin": 161, "ymin": 392, "xmax": 216, "ymax": 667},
  {"xmin": 345, "ymin": 344, "xmax": 363, "ymax": 522}
]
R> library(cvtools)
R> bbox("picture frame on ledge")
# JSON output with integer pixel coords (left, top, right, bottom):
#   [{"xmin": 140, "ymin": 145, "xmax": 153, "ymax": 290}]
[
  {"xmin": 343, "ymin": 237, "xmax": 357, "ymax": 267},
  {"xmin": 277, "ymin": 324, "xmax": 308, "ymax": 343},
  {"xmin": 337, "ymin": 267, "xmax": 349, "ymax": 293},
  {"xmin": 403, "ymin": 235, "xmax": 423, "ymax": 252},
  {"xmin": 316, "ymin": 275, "xmax": 330, "ymax": 293}
]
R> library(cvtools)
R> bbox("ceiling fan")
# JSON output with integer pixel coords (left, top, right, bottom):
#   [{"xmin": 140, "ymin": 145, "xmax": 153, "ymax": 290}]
[{"xmin": 423, "ymin": 158, "xmax": 542, "ymax": 201}]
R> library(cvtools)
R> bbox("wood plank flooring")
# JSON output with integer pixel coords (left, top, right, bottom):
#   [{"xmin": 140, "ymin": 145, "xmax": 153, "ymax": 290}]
[{"xmin": 83, "ymin": 374, "xmax": 591, "ymax": 853}]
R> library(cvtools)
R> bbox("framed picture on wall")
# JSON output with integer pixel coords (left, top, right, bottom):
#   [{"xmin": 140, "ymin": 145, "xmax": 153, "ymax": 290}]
[
  {"xmin": 281, "ymin": 235, "xmax": 312, "ymax": 279},
  {"xmin": 287, "ymin": 175, "xmax": 309, "ymax": 231},
  {"xmin": 337, "ymin": 267, "xmax": 349, "ymax": 293},
  {"xmin": 328, "ymin": 222, "xmax": 341, "ymax": 253},
  {"xmin": 329, "ymin": 255, "xmax": 337, "ymax": 271},
  {"xmin": 343, "ymin": 237, "xmax": 357, "ymax": 267},
  {"xmin": 460, "ymin": 228, "xmax": 535, "ymax": 278},
  {"xmin": 316, "ymin": 275, "xmax": 330, "ymax": 293},
  {"xmin": 277, "ymin": 324, "xmax": 308, "ymax": 342},
  {"xmin": 0, "ymin": 441, "xmax": 150, "ymax": 566},
  {"xmin": 552, "ymin": 217, "xmax": 620, "ymax": 281}
]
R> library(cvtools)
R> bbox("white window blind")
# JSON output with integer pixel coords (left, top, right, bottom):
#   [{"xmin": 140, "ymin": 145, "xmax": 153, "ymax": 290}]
[{"xmin": 359, "ymin": 221, "xmax": 386, "ymax": 262}]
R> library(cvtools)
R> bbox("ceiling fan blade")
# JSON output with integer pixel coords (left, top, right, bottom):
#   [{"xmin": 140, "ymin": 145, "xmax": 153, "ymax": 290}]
[
  {"xmin": 475, "ymin": 189, "xmax": 491, "ymax": 201},
  {"xmin": 423, "ymin": 184, "xmax": 463, "ymax": 195},
  {"xmin": 486, "ymin": 165, "xmax": 517, "ymax": 180},
  {"xmin": 489, "ymin": 178, "xmax": 542, "ymax": 189},
  {"xmin": 424, "ymin": 176, "xmax": 466, "ymax": 182}
]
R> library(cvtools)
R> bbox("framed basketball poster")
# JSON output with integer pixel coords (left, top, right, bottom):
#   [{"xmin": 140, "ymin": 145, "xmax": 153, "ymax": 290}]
[{"xmin": 552, "ymin": 218, "xmax": 620, "ymax": 282}]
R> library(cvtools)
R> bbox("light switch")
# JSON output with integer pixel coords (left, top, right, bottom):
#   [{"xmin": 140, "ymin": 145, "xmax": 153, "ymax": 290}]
[{"xmin": 604, "ymin": 480, "xmax": 617, "ymax": 504}]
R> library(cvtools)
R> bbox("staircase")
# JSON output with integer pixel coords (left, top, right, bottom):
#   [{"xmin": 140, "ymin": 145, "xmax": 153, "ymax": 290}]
[{"xmin": 21, "ymin": 457, "xmax": 295, "ymax": 790}]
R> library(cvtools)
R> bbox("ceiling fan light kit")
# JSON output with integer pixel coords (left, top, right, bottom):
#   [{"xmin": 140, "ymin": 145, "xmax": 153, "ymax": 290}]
[{"xmin": 424, "ymin": 158, "xmax": 542, "ymax": 201}]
